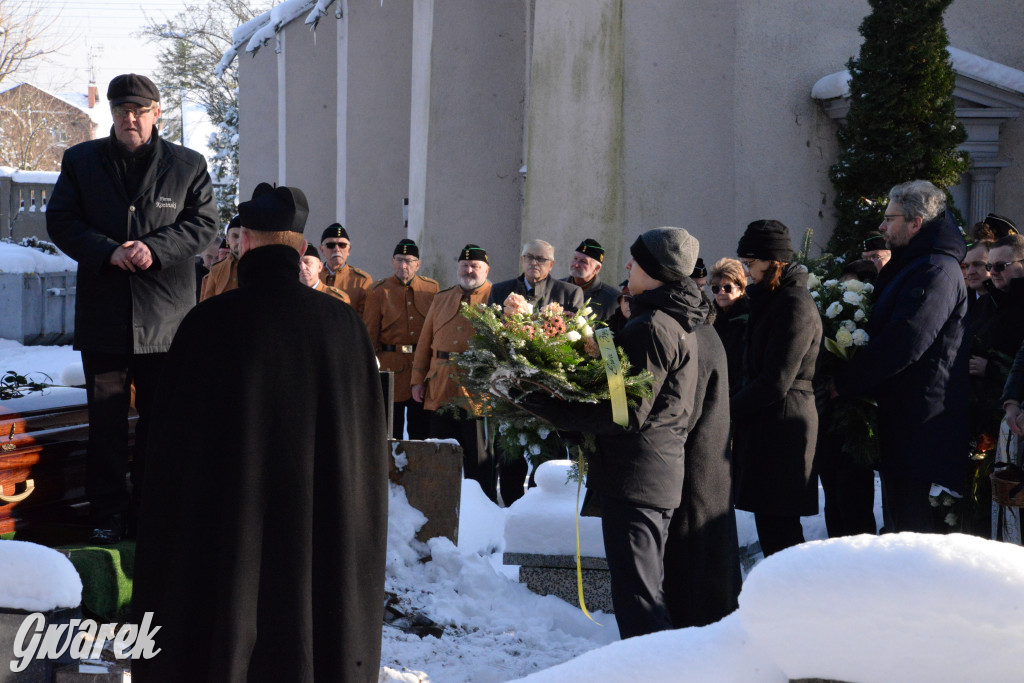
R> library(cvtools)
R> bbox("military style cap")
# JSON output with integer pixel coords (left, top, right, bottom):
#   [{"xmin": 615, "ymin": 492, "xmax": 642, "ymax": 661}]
[
  {"xmin": 107, "ymin": 74, "xmax": 160, "ymax": 106},
  {"xmin": 394, "ymin": 239, "xmax": 420, "ymax": 258},
  {"xmin": 321, "ymin": 223, "xmax": 349, "ymax": 243},
  {"xmin": 238, "ymin": 182, "xmax": 309, "ymax": 233},
  {"xmin": 862, "ymin": 231, "xmax": 888, "ymax": 252},
  {"xmin": 459, "ymin": 244, "xmax": 488, "ymax": 263},
  {"xmin": 227, "ymin": 215, "xmax": 241, "ymax": 230},
  {"xmin": 985, "ymin": 213, "xmax": 1018, "ymax": 238},
  {"xmin": 304, "ymin": 244, "xmax": 321, "ymax": 260},
  {"xmin": 575, "ymin": 238, "xmax": 605, "ymax": 263}
]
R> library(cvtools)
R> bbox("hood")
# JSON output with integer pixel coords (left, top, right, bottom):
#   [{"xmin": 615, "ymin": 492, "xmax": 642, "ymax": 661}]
[{"xmin": 631, "ymin": 277, "xmax": 709, "ymax": 333}]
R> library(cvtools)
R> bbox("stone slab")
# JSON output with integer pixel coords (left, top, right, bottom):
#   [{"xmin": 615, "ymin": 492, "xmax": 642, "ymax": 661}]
[
  {"xmin": 503, "ymin": 552, "xmax": 608, "ymax": 570},
  {"xmin": 388, "ymin": 440, "xmax": 462, "ymax": 545}
]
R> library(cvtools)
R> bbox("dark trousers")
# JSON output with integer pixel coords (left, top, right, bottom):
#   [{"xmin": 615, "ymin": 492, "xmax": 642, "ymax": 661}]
[
  {"xmin": 82, "ymin": 351, "xmax": 166, "ymax": 526},
  {"xmin": 819, "ymin": 459, "xmax": 878, "ymax": 537},
  {"xmin": 600, "ymin": 496, "xmax": 674, "ymax": 639},
  {"xmin": 393, "ymin": 398, "xmax": 430, "ymax": 440},
  {"xmin": 429, "ymin": 409, "xmax": 495, "ymax": 502},
  {"xmin": 754, "ymin": 513, "xmax": 805, "ymax": 557},
  {"xmin": 880, "ymin": 471, "xmax": 935, "ymax": 533}
]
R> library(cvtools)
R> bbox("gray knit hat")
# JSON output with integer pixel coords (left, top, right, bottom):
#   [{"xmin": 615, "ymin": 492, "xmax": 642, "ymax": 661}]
[{"xmin": 629, "ymin": 227, "xmax": 699, "ymax": 283}]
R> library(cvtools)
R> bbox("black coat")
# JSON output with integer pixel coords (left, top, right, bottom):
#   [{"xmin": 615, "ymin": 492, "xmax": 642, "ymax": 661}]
[
  {"xmin": 731, "ymin": 263, "xmax": 822, "ymax": 516},
  {"xmin": 526, "ymin": 278, "xmax": 706, "ymax": 509},
  {"xmin": 489, "ymin": 274, "xmax": 585, "ymax": 312},
  {"xmin": 713, "ymin": 296, "xmax": 750, "ymax": 396},
  {"xmin": 969, "ymin": 278, "xmax": 1024, "ymax": 434},
  {"xmin": 562, "ymin": 274, "xmax": 621, "ymax": 322},
  {"xmin": 664, "ymin": 320, "xmax": 740, "ymax": 628},
  {"xmin": 835, "ymin": 210, "xmax": 968, "ymax": 493},
  {"xmin": 132, "ymin": 245, "xmax": 388, "ymax": 682},
  {"xmin": 47, "ymin": 133, "xmax": 219, "ymax": 354}
]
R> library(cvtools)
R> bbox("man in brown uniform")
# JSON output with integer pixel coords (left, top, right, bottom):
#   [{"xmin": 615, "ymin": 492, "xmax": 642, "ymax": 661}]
[
  {"xmin": 412, "ymin": 244, "xmax": 495, "ymax": 500},
  {"xmin": 300, "ymin": 244, "xmax": 350, "ymax": 304},
  {"xmin": 319, "ymin": 223, "xmax": 373, "ymax": 314},
  {"xmin": 200, "ymin": 214, "xmax": 241, "ymax": 301},
  {"xmin": 364, "ymin": 239, "xmax": 439, "ymax": 439}
]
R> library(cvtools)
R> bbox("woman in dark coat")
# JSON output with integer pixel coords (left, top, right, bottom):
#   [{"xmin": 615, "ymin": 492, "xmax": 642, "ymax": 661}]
[
  {"xmin": 710, "ymin": 257, "xmax": 750, "ymax": 395},
  {"xmin": 731, "ymin": 220, "xmax": 822, "ymax": 557}
]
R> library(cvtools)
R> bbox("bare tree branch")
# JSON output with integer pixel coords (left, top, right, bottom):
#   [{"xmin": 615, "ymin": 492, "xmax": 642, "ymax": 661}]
[{"xmin": 0, "ymin": 0, "xmax": 68, "ymax": 84}]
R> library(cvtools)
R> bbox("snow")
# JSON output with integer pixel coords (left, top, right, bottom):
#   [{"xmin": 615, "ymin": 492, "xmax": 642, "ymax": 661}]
[
  {"xmin": 812, "ymin": 46, "xmax": 1024, "ymax": 99},
  {"xmin": 0, "ymin": 167, "xmax": 61, "ymax": 184},
  {"xmin": 0, "ymin": 540, "xmax": 82, "ymax": 611},
  {"xmin": 0, "ymin": 242, "xmax": 77, "ymax": 273},
  {"xmin": 217, "ymin": 0, "xmax": 339, "ymax": 74},
  {"xmin": 0, "ymin": 340, "xmax": 81, "ymax": 386}
]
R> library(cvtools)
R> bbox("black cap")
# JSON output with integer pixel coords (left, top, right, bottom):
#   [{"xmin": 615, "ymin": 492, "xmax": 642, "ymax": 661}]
[
  {"xmin": 304, "ymin": 244, "xmax": 321, "ymax": 260},
  {"xmin": 107, "ymin": 74, "xmax": 160, "ymax": 106},
  {"xmin": 394, "ymin": 239, "xmax": 419, "ymax": 258},
  {"xmin": 985, "ymin": 213, "xmax": 1018, "ymax": 238},
  {"xmin": 862, "ymin": 231, "xmax": 888, "ymax": 252},
  {"xmin": 227, "ymin": 215, "xmax": 241, "ymax": 231},
  {"xmin": 690, "ymin": 257, "xmax": 707, "ymax": 279},
  {"xmin": 459, "ymin": 244, "xmax": 488, "ymax": 263},
  {"xmin": 575, "ymin": 238, "xmax": 604, "ymax": 263},
  {"xmin": 237, "ymin": 182, "xmax": 308, "ymax": 233},
  {"xmin": 219, "ymin": 238, "xmax": 228, "ymax": 249},
  {"xmin": 321, "ymin": 223, "xmax": 349, "ymax": 243},
  {"xmin": 737, "ymin": 220, "xmax": 793, "ymax": 262}
]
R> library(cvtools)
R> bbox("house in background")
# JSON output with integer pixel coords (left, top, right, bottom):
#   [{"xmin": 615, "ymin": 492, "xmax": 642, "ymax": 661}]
[{"xmin": 0, "ymin": 82, "xmax": 100, "ymax": 172}]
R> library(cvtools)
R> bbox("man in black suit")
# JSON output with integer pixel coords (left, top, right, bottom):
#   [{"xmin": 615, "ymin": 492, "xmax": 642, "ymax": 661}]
[
  {"xmin": 489, "ymin": 239, "xmax": 584, "ymax": 314},
  {"xmin": 563, "ymin": 238, "xmax": 621, "ymax": 322}
]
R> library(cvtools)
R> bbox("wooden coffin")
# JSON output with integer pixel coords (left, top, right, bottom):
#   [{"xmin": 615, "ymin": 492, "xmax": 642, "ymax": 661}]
[{"xmin": 0, "ymin": 389, "xmax": 135, "ymax": 539}]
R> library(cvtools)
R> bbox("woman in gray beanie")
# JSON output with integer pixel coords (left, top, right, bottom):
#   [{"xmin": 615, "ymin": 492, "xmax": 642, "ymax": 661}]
[{"xmin": 731, "ymin": 219, "xmax": 822, "ymax": 556}]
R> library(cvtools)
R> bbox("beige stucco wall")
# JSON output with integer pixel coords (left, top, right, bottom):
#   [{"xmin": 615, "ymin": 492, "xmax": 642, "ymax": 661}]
[{"xmin": 238, "ymin": 41, "xmax": 279, "ymax": 203}]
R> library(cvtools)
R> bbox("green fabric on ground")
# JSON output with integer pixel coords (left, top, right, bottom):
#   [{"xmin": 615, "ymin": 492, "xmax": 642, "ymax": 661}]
[{"xmin": 58, "ymin": 541, "xmax": 135, "ymax": 622}]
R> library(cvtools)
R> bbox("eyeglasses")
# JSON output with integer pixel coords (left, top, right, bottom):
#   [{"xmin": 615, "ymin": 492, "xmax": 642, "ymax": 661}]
[
  {"xmin": 711, "ymin": 284, "xmax": 735, "ymax": 294},
  {"xmin": 111, "ymin": 105, "xmax": 156, "ymax": 119},
  {"xmin": 985, "ymin": 259, "xmax": 1024, "ymax": 273},
  {"xmin": 739, "ymin": 259, "xmax": 756, "ymax": 269},
  {"xmin": 883, "ymin": 214, "xmax": 908, "ymax": 223},
  {"xmin": 864, "ymin": 253, "xmax": 886, "ymax": 262},
  {"xmin": 323, "ymin": 241, "xmax": 350, "ymax": 250},
  {"xmin": 393, "ymin": 257, "xmax": 419, "ymax": 265},
  {"xmin": 523, "ymin": 254, "xmax": 552, "ymax": 264}
]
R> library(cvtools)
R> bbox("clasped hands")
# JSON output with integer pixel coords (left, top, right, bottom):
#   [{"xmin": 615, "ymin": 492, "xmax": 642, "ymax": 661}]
[{"xmin": 110, "ymin": 241, "xmax": 153, "ymax": 272}]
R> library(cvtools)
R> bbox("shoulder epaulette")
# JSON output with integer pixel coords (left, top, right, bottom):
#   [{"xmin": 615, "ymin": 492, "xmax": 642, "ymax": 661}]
[
  {"xmin": 372, "ymin": 278, "xmax": 388, "ymax": 289},
  {"xmin": 352, "ymin": 267, "xmax": 372, "ymax": 281},
  {"xmin": 419, "ymin": 276, "xmax": 439, "ymax": 286},
  {"xmin": 439, "ymin": 284, "xmax": 459, "ymax": 294}
]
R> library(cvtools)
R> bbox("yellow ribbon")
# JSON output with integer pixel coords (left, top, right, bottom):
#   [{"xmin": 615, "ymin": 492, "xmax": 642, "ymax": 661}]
[
  {"xmin": 575, "ymin": 446, "xmax": 600, "ymax": 625},
  {"xmin": 595, "ymin": 328, "xmax": 628, "ymax": 427}
]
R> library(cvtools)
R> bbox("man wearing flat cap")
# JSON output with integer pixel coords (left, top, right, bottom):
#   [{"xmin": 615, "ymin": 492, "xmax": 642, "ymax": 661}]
[
  {"xmin": 412, "ymin": 244, "xmax": 496, "ymax": 500},
  {"xmin": 563, "ymin": 238, "xmax": 621, "ymax": 322},
  {"xmin": 134, "ymin": 183, "xmax": 387, "ymax": 682},
  {"xmin": 490, "ymin": 239, "xmax": 584, "ymax": 314},
  {"xmin": 364, "ymin": 239, "xmax": 439, "ymax": 440},
  {"xmin": 200, "ymin": 214, "xmax": 242, "ymax": 301},
  {"xmin": 319, "ymin": 223, "xmax": 373, "ymax": 314},
  {"xmin": 47, "ymin": 73, "xmax": 219, "ymax": 544}
]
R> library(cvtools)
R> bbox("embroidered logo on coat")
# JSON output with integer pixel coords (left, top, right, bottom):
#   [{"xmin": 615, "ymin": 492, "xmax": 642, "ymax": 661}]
[{"xmin": 155, "ymin": 196, "xmax": 177, "ymax": 210}]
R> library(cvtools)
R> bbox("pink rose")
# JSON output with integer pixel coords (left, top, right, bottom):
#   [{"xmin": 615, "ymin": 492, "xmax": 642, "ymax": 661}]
[
  {"xmin": 539, "ymin": 302, "xmax": 564, "ymax": 318},
  {"xmin": 503, "ymin": 292, "xmax": 533, "ymax": 317}
]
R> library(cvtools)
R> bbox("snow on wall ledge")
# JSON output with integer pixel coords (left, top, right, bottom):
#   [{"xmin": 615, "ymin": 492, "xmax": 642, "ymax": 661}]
[
  {"xmin": 812, "ymin": 46, "xmax": 1024, "ymax": 99},
  {"xmin": 0, "ymin": 540, "xmax": 82, "ymax": 612},
  {"xmin": 0, "ymin": 242, "xmax": 77, "ymax": 273},
  {"xmin": 215, "ymin": 0, "xmax": 339, "ymax": 76},
  {"xmin": 0, "ymin": 166, "xmax": 61, "ymax": 184}
]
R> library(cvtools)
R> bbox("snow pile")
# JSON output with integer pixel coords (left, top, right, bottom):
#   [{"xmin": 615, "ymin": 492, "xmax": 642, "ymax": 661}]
[
  {"xmin": 457, "ymin": 478, "xmax": 507, "ymax": 558},
  {"xmin": 0, "ymin": 339, "xmax": 80, "ymax": 384},
  {"xmin": 0, "ymin": 167, "xmax": 61, "ymax": 184},
  {"xmin": 382, "ymin": 479, "xmax": 615, "ymax": 682},
  {"xmin": 504, "ymin": 460, "xmax": 605, "ymax": 557},
  {"xmin": 0, "ymin": 540, "xmax": 82, "ymax": 611},
  {"xmin": 0, "ymin": 242, "xmax": 77, "ymax": 273}
]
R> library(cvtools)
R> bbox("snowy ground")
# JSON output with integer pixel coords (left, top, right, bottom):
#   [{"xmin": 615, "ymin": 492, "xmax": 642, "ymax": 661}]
[{"xmin": 5, "ymin": 341, "xmax": 1024, "ymax": 682}]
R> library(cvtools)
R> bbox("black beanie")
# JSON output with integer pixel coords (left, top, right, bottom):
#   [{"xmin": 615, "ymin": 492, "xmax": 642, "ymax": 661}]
[
  {"xmin": 737, "ymin": 220, "xmax": 792, "ymax": 262},
  {"xmin": 458, "ymin": 244, "xmax": 488, "ymax": 263},
  {"xmin": 629, "ymin": 227, "xmax": 699, "ymax": 283},
  {"xmin": 227, "ymin": 215, "xmax": 241, "ymax": 231},
  {"xmin": 394, "ymin": 239, "xmax": 420, "ymax": 258},
  {"xmin": 690, "ymin": 257, "xmax": 707, "ymax": 279},
  {"xmin": 238, "ymin": 183, "xmax": 308, "ymax": 233},
  {"xmin": 321, "ymin": 223, "xmax": 349, "ymax": 243}
]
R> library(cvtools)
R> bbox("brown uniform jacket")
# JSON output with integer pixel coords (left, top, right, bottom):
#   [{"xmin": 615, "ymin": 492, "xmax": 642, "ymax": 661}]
[
  {"xmin": 412, "ymin": 282, "xmax": 492, "ymax": 412},
  {"xmin": 320, "ymin": 264, "xmax": 373, "ymax": 314},
  {"xmin": 313, "ymin": 280, "xmax": 351, "ymax": 304},
  {"xmin": 363, "ymin": 275, "xmax": 440, "ymax": 402},
  {"xmin": 200, "ymin": 254, "xmax": 239, "ymax": 301}
]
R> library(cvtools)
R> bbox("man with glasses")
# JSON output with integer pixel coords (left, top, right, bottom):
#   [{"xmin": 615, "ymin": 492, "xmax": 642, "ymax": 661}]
[
  {"xmin": 47, "ymin": 73, "xmax": 219, "ymax": 544},
  {"xmin": 319, "ymin": 223, "xmax": 373, "ymax": 314},
  {"xmin": 832, "ymin": 180, "xmax": 968, "ymax": 533},
  {"xmin": 967, "ymin": 234, "xmax": 1024, "ymax": 390},
  {"xmin": 563, "ymin": 238, "xmax": 622, "ymax": 322},
  {"xmin": 363, "ymin": 239, "xmax": 439, "ymax": 439},
  {"xmin": 861, "ymin": 231, "xmax": 891, "ymax": 272},
  {"xmin": 490, "ymin": 239, "xmax": 584, "ymax": 314}
]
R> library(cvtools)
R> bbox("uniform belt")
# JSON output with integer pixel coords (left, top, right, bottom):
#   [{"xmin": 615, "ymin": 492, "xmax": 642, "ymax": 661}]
[
  {"xmin": 436, "ymin": 351, "xmax": 454, "ymax": 359},
  {"xmin": 382, "ymin": 344, "xmax": 416, "ymax": 354}
]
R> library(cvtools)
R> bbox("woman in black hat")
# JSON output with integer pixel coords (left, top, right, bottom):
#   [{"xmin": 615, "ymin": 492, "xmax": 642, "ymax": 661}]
[{"xmin": 730, "ymin": 220, "xmax": 822, "ymax": 556}]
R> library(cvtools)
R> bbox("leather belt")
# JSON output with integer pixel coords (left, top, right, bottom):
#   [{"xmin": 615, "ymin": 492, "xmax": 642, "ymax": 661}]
[
  {"xmin": 436, "ymin": 351, "xmax": 454, "ymax": 359},
  {"xmin": 382, "ymin": 344, "xmax": 415, "ymax": 354}
]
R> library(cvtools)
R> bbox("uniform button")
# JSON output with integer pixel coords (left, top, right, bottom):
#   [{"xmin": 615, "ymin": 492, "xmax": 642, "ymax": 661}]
[{"xmin": 129, "ymin": 205, "xmax": 136, "ymax": 212}]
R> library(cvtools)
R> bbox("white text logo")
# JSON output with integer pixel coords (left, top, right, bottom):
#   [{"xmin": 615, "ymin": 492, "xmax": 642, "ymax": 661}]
[{"xmin": 10, "ymin": 612, "xmax": 161, "ymax": 673}]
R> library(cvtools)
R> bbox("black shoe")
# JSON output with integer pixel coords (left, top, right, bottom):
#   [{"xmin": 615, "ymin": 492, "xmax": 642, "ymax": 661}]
[{"xmin": 89, "ymin": 514, "xmax": 124, "ymax": 545}]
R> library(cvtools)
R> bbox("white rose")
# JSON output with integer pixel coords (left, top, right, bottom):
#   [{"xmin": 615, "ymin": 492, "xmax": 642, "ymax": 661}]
[
  {"xmin": 824, "ymin": 279, "xmax": 839, "ymax": 289},
  {"xmin": 842, "ymin": 320, "xmax": 856, "ymax": 332},
  {"xmin": 851, "ymin": 329, "xmax": 869, "ymax": 346},
  {"xmin": 843, "ymin": 279, "xmax": 865, "ymax": 294},
  {"xmin": 810, "ymin": 290, "xmax": 819, "ymax": 299},
  {"xmin": 524, "ymin": 302, "xmax": 534, "ymax": 315},
  {"xmin": 806, "ymin": 273, "xmax": 820, "ymax": 290},
  {"xmin": 835, "ymin": 327, "xmax": 854, "ymax": 348},
  {"xmin": 862, "ymin": 283, "xmax": 874, "ymax": 294},
  {"xmin": 843, "ymin": 290, "xmax": 863, "ymax": 306},
  {"xmin": 582, "ymin": 324, "xmax": 594, "ymax": 338},
  {"xmin": 826, "ymin": 302, "xmax": 843, "ymax": 318},
  {"xmin": 853, "ymin": 309, "xmax": 865, "ymax": 322},
  {"xmin": 575, "ymin": 315, "xmax": 587, "ymax": 327},
  {"xmin": 579, "ymin": 307, "xmax": 593, "ymax": 317},
  {"xmin": 566, "ymin": 330, "xmax": 582, "ymax": 342}
]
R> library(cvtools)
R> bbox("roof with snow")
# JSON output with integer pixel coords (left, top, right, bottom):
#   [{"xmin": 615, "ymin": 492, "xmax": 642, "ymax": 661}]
[
  {"xmin": 813, "ymin": 46, "xmax": 1024, "ymax": 100},
  {"xmin": 216, "ymin": 0, "xmax": 338, "ymax": 76}
]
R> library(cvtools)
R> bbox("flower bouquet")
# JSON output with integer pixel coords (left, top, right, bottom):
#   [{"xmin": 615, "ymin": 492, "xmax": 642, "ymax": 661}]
[
  {"xmin": 807, "ymin": 272, "xmax": 880, "ymax": 466},
  {"xmin": 447, "ymin": 293, "xmax": 653, "ymax": 468}
]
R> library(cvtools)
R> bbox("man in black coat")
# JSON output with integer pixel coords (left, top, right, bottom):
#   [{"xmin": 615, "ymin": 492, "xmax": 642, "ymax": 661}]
[
  {"xmin": 47, "ymin": 74, "xmax": 219, "ymax": 543},
  {"xmin": 562, "ymin": 238, "xmax": 621, "ymax": 321},
  {"xmin": 133, "ymin": 184, "xmax": 388, "ymax": 681},
  {"xmin": 524, "ymin": 227, "xmax": 704, "ymax": 639},
  {"xmin": 834, "ymin": 180, "xmax": 969, "ymax": 533},
  {"xmin": 663, "ymin": 302, "xmax": 741, "ymax": 628},
  {"xmin": 489, "ymin": 239, "xmax": 584, "ymax": 313}
]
